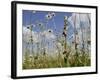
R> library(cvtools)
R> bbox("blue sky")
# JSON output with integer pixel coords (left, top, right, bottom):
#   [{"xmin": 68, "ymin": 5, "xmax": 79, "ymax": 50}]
[
  {"xmin": 22, "ymin": 10, "xmax": 91, "ymax": 46},
  {"xmin": 22, "ymin": 10, "xmax": 72, "ymax": 35},
  {"xmin": 22, "ymin": 10, "xmax": 91, "ymax": 55}
]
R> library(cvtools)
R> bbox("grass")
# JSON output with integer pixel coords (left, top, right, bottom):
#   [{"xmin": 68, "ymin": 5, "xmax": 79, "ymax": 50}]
[{"xmin": 23, "ymin": 49, "xmax": 91, "ymax": 69}]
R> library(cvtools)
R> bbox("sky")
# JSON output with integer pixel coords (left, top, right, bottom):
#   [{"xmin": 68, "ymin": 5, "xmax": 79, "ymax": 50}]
[
  {"xmin": 22, "ymin": 10, "xmax": 72, "ymax": 36},
  {"xmin": 22, "ymin": 10, "xmax": 73, "ymax": 55},
  {"xmin": 22, "ymin": 10, "xmax": 91, "ymax": 55}
]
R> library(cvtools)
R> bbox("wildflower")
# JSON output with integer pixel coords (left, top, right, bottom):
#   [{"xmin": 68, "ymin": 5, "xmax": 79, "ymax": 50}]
[
  {"xmin": 64, "ymin": 16, "xmax": 68, "ymax": 20},
  {"xmin": 45, "ymin": 13, "xmax": 52, "ymax": 20},
  {"xmin": 48, "ymin": 29, "xmax": 53, "ymax": 33},
  {"xmin": 45, "ymin": 12, "xmax": 56, "ymax": 20},
  {"xmin": 32, "ymin": 10, "xmax": 36, "ymax": 14},
  {"xmin": 51, "ymin": 12, "xmax": 55, "ymax": 17}
]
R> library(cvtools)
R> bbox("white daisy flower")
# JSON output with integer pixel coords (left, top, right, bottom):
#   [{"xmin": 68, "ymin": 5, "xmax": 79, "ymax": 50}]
[
  {"xmin": 45, "ymin": 13, "xmax": 52, "ymax": 20},
  {"xmin": 51, "ymin": 12, "xmax": 55, "ymax": 17}
]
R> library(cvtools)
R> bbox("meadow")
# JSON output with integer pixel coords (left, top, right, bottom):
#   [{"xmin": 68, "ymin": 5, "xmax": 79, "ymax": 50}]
[
  {"xmin": 22, "ymin": 11, "xmax": 91, "ymax": 69},
  {"xmin": 23, "ymin": 47, "xmax": 91, "ymax": 69}
]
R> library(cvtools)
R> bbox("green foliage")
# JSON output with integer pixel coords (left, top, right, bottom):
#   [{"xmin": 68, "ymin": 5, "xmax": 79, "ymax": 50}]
[{"xmin": 23, "ymin": 50, "xmax": 91, "ymax": 69}]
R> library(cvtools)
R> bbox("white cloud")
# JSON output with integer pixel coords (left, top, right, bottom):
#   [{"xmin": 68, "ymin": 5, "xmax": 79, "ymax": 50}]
[
  {"xmin": 68, "ymin": 13, "xmax": 76, "ymax": 28},
  {"xmin": 68, "ymin": 13, "xmax": 91, "ymax": 49},
  {"xmin": 22, "ymin": 27, "xmax": 39, "ymax": 43},
  {"xmin": 79, "ymin": 13, "xmax": 89, "ymax": 22},
  {"xmin": 68, "ymin": 13, "xmax": 81, "ymax": 29},
  {"xmin": 42, "ymin": 29, "xmax": 56, "ymax": 40},
  {"xmin": 23, "ymin": 27, "xmax": 56, "ymax": 44},
  {"xmin": 68, "ymin": 13, "xmax": 90, "ymax": 29},
  {"xmin": 23, "ymin": 27, "xmax": 58, "ymax": 55}
]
